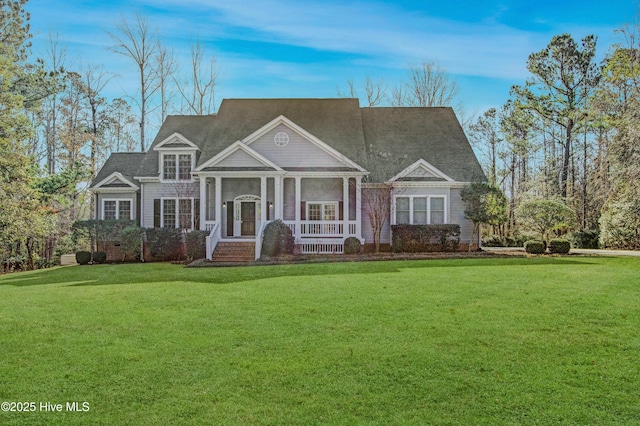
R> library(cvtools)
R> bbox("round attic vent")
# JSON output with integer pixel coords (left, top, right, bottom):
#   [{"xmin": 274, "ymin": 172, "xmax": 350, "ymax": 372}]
[{"xmin": 274, "ymin": 131, "xmax": 289, "ymax": 147}]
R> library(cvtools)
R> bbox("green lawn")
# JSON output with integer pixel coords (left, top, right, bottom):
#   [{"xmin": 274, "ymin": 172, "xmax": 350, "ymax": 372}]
[{"xmin": 1, "ymin": 257, "xmax": 639, "ymax": 425}]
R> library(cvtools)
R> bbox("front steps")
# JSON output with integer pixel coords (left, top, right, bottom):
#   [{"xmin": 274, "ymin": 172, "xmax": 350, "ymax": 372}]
[{"xmin": 212, "ymin": 241, "xmax": 255, "ymax": 264}]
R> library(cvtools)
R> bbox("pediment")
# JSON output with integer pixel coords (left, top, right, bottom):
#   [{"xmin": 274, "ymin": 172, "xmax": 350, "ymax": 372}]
[
  {"xmin": 388, "ymin": 159, "xmax": 454, "ymax": 182},
  {"xmin": 153, "ymin": 132, "xmax": 200, "ymax": 150},
  {"xmin": 196, "ymin": 141, "xmax": 282, "ymax": 171},
  {"xmin": 93, "ymin": 172, "xmax": 139, "ymax": 190},
  {"xmin": 243, "ymin": 116, "xmax": 366, "ymax": 171}
]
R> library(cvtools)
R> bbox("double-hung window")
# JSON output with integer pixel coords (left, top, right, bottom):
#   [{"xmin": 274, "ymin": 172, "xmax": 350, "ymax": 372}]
[
  {"xmin": 162, "ymin": 154, "xmax": 192, "ymax": 180},
  {"xmin": 307, "ymin": 202, "xmax": 338, "ymax": 221},
  {"xmin": 394, "ymin": 196, "xmax": 446, "ymax": 225},
  {"xmin": 162, "ymin": 198, "xmax": 194, "ymax": 230},
  {"xmin": 102, "ymin": 199, "xmax": 132, "ymax": 220}
]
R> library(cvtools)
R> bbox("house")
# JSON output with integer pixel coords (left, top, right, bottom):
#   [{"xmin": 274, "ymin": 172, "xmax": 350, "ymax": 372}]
[{"xmin": 90, "ymin": 98, "xmax": 485, "ymax": 260}]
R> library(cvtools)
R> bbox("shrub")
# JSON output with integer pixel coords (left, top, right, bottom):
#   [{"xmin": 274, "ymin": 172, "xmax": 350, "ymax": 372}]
[
  {"xmin": 548, "ymin": 238, "xmax": 571, "ymax": 254},
  {"xmin": 2, "ymin": 256, "xmax": 25, "ymax": 272},
  {"xmin": 185, "ymin": 230, "xmax": 208, "ymax": 260},
  {"xmin": 145, "ymin": 228, "xmax": 183, "ymax": 261},
  {"xmin": 391, "ymin": 224, "xmax": 461, "ymax": 252},
  {"xmin": 120, "ymin": 226, "xmax": 144, "ymax": 261},
  {"xmin": 482, "ymin": 235, "xmax": 504, "ymax": 247},
  {"xmin": 76, "ymin": 251, "xmax": 91, "ymax": 265},
  {"xmin": 572, "ymin": 229, "xmax": 599, "ymax": 249},
  {"xmin": 261, "ymin": 220, "xmax": 294, "ymax": 258},
  {"xmin": 92, "ymin": 251, "xmax": 107, "ymax": 263},
  {"xmin": 344, "ymin": 237, "xmax": 362, "ymax": 254},
  {"xmin": 524, "ymin": 240, "xmax": 545, "ymax": 254}
]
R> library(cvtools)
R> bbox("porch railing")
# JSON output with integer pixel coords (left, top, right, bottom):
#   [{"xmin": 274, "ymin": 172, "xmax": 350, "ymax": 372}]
[
  {"xmin": 205, "ymin": 221, "xmax": 220, "ymax": 260},
  {"xmin": 283, "ymin": 220, "xmax": 358, "ymax": 238}
]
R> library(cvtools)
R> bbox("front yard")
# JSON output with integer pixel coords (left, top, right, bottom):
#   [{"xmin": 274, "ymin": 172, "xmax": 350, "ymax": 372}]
[{"xmin": 1, "ymin": 257, "xmax": 639, "ymax": 424}]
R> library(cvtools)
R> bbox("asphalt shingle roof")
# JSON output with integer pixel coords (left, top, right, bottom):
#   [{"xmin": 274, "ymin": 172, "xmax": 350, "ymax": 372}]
[{"xmin": 91, "ymin": 98, "xmax": 485, "ymax": 186}]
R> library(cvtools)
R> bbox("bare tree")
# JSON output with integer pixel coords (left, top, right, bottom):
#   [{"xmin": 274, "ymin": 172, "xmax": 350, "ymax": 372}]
[
  {"xmin": 156, "ymin": 45, "xmax": 177, "ymax": 122},
  {"xmin": 108, "ymin": 14, "xmax": 160, "ymax": 151},
  {"xmin": 81, "ymin": 63, "xmax": 114, "ymax": 177},
  {"xmin": 42, "ymin": 32, "xmax": 66, "ymax": 174},
  {"xmin": 337, "ymin": 77, "xmax": 387, "ymax": 106},
  {"xmin": 402, "ymin": 61, "xmax": 458, "ymax": 107},
  {"xmin": 175, "ymin": 39, "xmax": 218, "ymax": 115}
]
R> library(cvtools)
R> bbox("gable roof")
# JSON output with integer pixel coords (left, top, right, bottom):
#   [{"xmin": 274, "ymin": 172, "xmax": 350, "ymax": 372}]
[
  {"xmin": 360, "ymin": 107, "xmax": 485, "ymax": 182},
  {"xmin": 91, "ymin": 153, "xmax": 146, "ymax": 187},
  {"xmin": 93, "ymin": 99, "xmax": 485, "ymax": 186}
]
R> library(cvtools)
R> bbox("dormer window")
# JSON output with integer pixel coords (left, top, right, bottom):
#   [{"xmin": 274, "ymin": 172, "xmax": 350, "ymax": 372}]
[{"xmin": 162, "ymin": 153, "xmax": 192, "ymax": 180}]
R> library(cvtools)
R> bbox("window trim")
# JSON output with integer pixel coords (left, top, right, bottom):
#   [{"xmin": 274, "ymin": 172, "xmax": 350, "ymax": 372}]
[
  {"xmin": 160, "ymin": 152, "xmax": 195, "ymax": 182},
  {"xmin": 160, "ymin": 197, "xmax": 195, "ymax": 230},
  {"xmin": 101, "ymin": 198, "xmax": 134, "ymax": 220},
  {"xmin": 393, "ymin": 195, "xmax": 447, "ymax": 225},
  {"xmin": 306, "ymin": 201, "xmax": 339, "ymax": 221}
]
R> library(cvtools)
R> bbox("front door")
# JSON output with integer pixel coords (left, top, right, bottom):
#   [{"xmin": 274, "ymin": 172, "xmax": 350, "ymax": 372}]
[{"xmin": 240, "ymin": 202, "xmax": 256, "ymax": 236}]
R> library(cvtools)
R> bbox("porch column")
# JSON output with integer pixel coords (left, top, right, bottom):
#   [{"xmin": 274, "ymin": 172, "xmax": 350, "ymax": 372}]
[
  {"xmin": 260, "ymin": 176, "xmax": 267, "ymax": 225},
  {"xmin": 215, "ymin": 177, "xmax": 222, "ymax": 227},
  {"xmin": 274, "ymin": 176, "xmax": 282, "ymax": 219},
  {"xmin": 343, "ymin": 177, "xmax": 349, "ymax": 236},
  {"xmin": 295, "ymin": 176, "xmax": 301, "ymax": 238},
  {"xmin": 199, "ymin": 176, "xmax": 207, "ymax": 230},
  {"xmin": 356, "ymin": 176, "xmax": 362, "ymax": 239}
]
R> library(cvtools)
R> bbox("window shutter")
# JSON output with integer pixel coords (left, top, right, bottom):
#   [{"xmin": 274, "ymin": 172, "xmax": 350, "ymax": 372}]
[
  {"xmin": 339, "ymin": 202, "xmax": 344, "ymax": 221},
  {"xmin": 153, "ymin": 199, "xmax": 160, "ymax": 228},
  {"xmin": 300, "ymin": 201, "xmax": 306, "ymax": 220},
  {"xmin": 226, "ymin": 201, "xmax": 234, "ymax": 236},
  {"xmin": 194, "ymin": 199, "xmax": 200, "ymax": 230}
]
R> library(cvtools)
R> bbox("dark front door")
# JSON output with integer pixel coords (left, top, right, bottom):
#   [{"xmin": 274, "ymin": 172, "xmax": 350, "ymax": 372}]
[{"xmin": 241, "ymin": 202, "xmax": 256, "ymax": 236}]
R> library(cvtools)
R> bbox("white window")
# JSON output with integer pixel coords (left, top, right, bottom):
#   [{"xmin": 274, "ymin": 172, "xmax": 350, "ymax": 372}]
[
  {"xmin": 162, "ymin": 153, "xmax": 192, "ymax": 181},
  {"xmin": 307, "ymin": 202, "xmax": 338, "ymax": 221},
  {"xmin": 162, "ymin": 198, "xmax": 194, "ymax": 230},
  {"xmin": 394, "ymin": 196, "xmax": 447, "ymax": 225},
  {"xmin": 102, "ymin": 199, "xmax": 132, "ymax": 220}
]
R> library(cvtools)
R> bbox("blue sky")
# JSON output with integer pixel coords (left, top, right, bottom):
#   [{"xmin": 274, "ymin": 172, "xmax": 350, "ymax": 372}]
[{"xmin": 27, "ymin": 0, "xmax": 639, "ymax": 118}]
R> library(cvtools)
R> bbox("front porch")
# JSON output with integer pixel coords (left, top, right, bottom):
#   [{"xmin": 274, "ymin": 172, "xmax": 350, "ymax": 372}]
[{"xmin": 196, "ymin": 173, "xmax": 364, "ymax": 259}]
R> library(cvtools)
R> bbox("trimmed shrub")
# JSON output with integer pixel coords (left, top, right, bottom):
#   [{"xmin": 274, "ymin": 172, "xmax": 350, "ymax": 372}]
[
  {"xmin": 391, "ymin": 224, "xmax": 461, "ymax": 252},
  {"xmin": 548, "ymin": 238, "xmax": 571, "ymax": 254},
  {"xmin": 261, "ymin": 220, "xmax": 294, "ymax": 258},
  {"xmin": 344, "ymin": 237, "xmax": 362, "ymax": 254},
  {"xmin": 572, "ymin": 229, "xmax": 599, "ymax": 249},
  {"xmin": 186, "ymin": 230, "xmax": 208, "ymax": 260},
  {"xmin": 120, "ymin": 226, "xmax": 144, "ymax": 261},
  {"xmin": 76, "ymin": 251, "xmax": 91, "ymax": 265},
  {"xmin": 482, "ymin": 235, "xmax": 504, "ymax": 247},
  {"xmin": 524, "ymin": 240, "xmax": 545, "ymax": 254},
  {"xmin": 145, "ymin": 228, "xmax": 183, "ymax": 261},
  {"xmin": 92, "ymin": 251, "xmax": 107, "ymax": 263}
]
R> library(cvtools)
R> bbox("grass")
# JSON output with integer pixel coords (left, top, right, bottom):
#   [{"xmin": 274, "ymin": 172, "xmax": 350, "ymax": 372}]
[{"xmin": 0, "ymin": 257, "xmax": 639, "ymax": 425}]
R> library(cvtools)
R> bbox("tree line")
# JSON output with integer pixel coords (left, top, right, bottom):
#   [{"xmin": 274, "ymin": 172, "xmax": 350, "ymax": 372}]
[{"xmin": 2, "ymin": 0, "xmax": 639, "ymax": 270}]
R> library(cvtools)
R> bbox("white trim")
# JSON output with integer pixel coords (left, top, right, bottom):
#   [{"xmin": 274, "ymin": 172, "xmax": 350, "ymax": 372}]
[
  {"xmin": 160, "ymin": 152, "xmax": 195, "ymax": 183},
  {"xmin": 195, "ymin": 141, "xmax": 283, "ymax": 172},
  {"xmin": 160, "ymin": 197, "xmax": 195, "ymax": 230},
  {"xmin": 92, "ymin": 172, "xmax": 139, "ymax": 191},
  {"xmin": 306, "ymin": 201, "xmax": 339, "ymax": 221},
  {"xmin": 153, "ymin": 132, "xmax": 200, "ymax": 151},
  {"xmin": 101, "ymin": 198, "xmax": 134, "ymax": 220},
  {"xmin": 387, "ymin": 158, "xmax": 455, "ymax": 183},
  {"xmin": 134, "ymin": 176, "xmax": 161, "ymax": 183},
  {"xmin": 392, "ymin": 194, "xmax": 448, "ymax": 225},
  {"xmin": 242, "ymin": 115, "xmax": 367, "ymax": 172}
]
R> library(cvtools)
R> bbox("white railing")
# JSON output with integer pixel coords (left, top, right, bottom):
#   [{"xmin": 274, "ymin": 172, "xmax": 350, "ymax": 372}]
[
  {"xmin": 255, "ymin": 220, "xmax": 271, "ymax": 260},
  {"xmin": 205, "ymin": 221, "xmax": 220, "ymax": 260},
  {"xmin": 283, "ymin": 220, "xmax": 358, "ymax": 237},
  {"xmin": 204, "ymin": 220, "xmax": 217, "ymax": 231}
]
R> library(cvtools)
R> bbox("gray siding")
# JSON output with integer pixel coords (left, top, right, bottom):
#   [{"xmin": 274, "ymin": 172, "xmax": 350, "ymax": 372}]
[
  {"xmin": 96, "ymin": 193, "xmax": 137, "ymax": 221},
  {"xmin": 450, "ymin": 188, "xmax": 474, "ymax": 243},
  {"xmin": 216, "ymin": 148, "xmax": 268, "ymax": 168},
  {"xmin": 250, "ymin": 124, "xmax": 346, "ymax": 168},
  {"xmin": 141, "ymin": 182, "xmax": 199, "ymax": 228}
]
